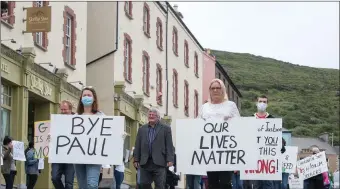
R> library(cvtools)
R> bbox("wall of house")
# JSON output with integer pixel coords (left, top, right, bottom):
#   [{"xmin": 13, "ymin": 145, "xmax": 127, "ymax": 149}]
[
  {"xmin": 1, "ymin": 1, "xmax": 87, "ymax": 87},
  {"xmin": 202, "ymin": 51, "xmax": 216, "ymax": 102}
]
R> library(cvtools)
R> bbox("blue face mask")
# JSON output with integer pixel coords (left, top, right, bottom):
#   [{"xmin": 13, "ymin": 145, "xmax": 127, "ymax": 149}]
[{"xmin": 81, "ymin": 96, "xmax": 94, "ymax": 106}]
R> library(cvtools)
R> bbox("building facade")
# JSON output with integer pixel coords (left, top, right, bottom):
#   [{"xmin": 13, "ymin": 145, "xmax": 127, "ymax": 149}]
[
  {"xmin": 202, "ymin": 50, "xmax": 216, "ymax": 103},
  {"xmin": 86, "ymin": 1, "xmax": 204, "ymax": 187},
  {"xmin": 1, "ymin": 1, "xmax": 86, "ymax": 188}
]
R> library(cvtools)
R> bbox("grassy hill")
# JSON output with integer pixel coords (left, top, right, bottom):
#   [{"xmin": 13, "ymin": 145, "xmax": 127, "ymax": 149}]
[{"xmin": 212, "ymin": 50, "xmax": 340, "ymax": 145}]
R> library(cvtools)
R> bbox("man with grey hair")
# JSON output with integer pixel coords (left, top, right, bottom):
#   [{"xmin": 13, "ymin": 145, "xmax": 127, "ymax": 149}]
[{"xmin": 133, "ymin": 108, "xmax": 174, "ymax": 189}]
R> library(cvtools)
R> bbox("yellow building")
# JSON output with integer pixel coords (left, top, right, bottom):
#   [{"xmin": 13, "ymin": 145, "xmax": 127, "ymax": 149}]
[{"xmin": 1, "ymin": 44, "xmax": 81, "ymax": 188}]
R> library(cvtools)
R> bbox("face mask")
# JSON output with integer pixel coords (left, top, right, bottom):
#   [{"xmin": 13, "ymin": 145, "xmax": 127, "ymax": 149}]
[
  {"xmin": 81, "ymin": 96, "xmax": 94, "ymax": 106},
  {"xmin": 257, "ymin": 102, "xmax": 267, "ymax": 112}
]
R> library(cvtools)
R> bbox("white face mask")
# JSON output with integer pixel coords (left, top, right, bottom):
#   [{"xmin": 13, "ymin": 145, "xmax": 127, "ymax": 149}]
[{"xmin": 257, "ymin": 102, "xmax": 267, "ymax": 112}]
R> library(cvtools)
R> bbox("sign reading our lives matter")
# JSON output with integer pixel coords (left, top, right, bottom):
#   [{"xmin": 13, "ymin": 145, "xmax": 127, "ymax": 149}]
[
  {"xmin": 240, "ymin": 118, "xmax": 282, "ymax": 181},
  {"xmin": 49, "ymin": 114, "xmax": 125, "ymax": 165},
  {"xmin": 34, "ymin": 121, "xmax": 50, "ymax": 158},
  {"xmin": 296, "ymin": 151, "xmax": 328, "ymax": 180},
  {"xmin": 176, "ymin": 118, "xmax": 259, "ymax": 175}
]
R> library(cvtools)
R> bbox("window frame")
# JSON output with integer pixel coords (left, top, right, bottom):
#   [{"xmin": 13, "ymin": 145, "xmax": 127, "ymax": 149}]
[
  {"xmin": 173, "ymin": 69, "xmax": 178, "ymax": 107},
  {"xmin": 156, "ymin": 17, "xmax": 163, "ymax": 50},
  {"xmin": 172, "ymin": 27, "xmax": 178, "ymax": 56},
  {"xmin": 194, "ymin": 90, "xmax": 199, "ymax": 118},
  {"xmin": 156, "ymin": 63, "xmax": 163, "ymax": 105},
  {"xmin": 194, "ymin": 52, "xmax": 199, "ymax": 77},
  {"xmin": 1, "ymin": 84, "xmax": 12, "ymax": 136},
  {"xmin": 142, "ymin": 51, "xmax": 150, "ymax": 96},
  {"xmin": 184, "ymin": 80, "xmax": 189, "ymax": 116},
  {"xmin": 124, "ymin": 33, "xmax": 133, "ymax": 83},
  {"xmin": 124, "ymin": 1, "xmax": 133, "ymax": 19},
  {"xmin": 184, "ymin": 40, "xmax": 189, "ymax": 67},
  {"xmin": 143, "ymin": 3, "xmax": 150, "ymax": 38}
]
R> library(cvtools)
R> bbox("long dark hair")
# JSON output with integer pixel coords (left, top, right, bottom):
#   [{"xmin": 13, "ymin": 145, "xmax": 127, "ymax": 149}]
[
  {"xmin": 76, "ymin": 87, "xmax": 99, "ymax": 115},
  {"xmin": 25, "ymin": 141, "xmax": 34, "ymax": 156},
  {"xmin": 3, "ymin": 136, "xmax": 12, "ymax": 145}
]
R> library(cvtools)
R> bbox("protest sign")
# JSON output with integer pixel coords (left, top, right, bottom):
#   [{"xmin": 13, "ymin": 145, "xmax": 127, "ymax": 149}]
[
  {"xmin": 296, "ymin": 151, "xmax": 328, "ymax": 180},
  {"xmin": 34, "ymin": 121, "xmax": 50, "ymax": 158},
  {"xmin": 49, "ymin": 114, "xmax": 125, "ymax": 165},
  {"xmin": 12, "ymin": 141, "xmax": 26, "ymax": 161},
  {"xmin": 282, "ymin": 146, "xmax": 298, "ymax": 173},
  {"xmin": 38, "ymin": 158, "xmax": 44, "ymax": 170},
  {"xmin": 176, "ymin": 118, "xmax": 259, "ymax": 175},
  {"xmin": 240, "ymin": 118, "xmax": 282, "ymax": 180},
  {"xmin": 289, "ymin": 177, "xmax": 304, "ymax": 189}
]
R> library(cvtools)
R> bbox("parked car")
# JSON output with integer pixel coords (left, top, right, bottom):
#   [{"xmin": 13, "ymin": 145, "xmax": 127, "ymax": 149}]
[{"xmin": 334, "ymin": 171, "xmax": 339, "ymax": 189}]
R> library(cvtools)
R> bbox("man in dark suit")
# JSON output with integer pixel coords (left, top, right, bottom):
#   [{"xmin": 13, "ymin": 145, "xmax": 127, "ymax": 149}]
[{"xmin": 133, "ymin": 108, "xmax": 174, "ymax": 189}]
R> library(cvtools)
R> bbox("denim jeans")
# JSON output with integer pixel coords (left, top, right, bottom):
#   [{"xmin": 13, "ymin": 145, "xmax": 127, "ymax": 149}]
[
  {"xmin": 186, "ymin": 175, "xmax": 201, "ymax": 189},
  {"xmin": 52, "ymin": 163, "xmax": 75, "ymax": 189},
  {"xmin": 282, "ymin": 173, "xmax": 289, "ymax": 189},
  {"xmin": 232, "ymin": 173, "xmax": 243, "ymax": 189},
  {"xmin": 74, "ymin": 164, "xmax": 101, "ymax": 189},
  {"xmin": 114, "ymin": 170, "xmax": 125, "ymax": 189},
  {"xmin": 253, "ymin": 180, "xmax": 274, "ymax": 189}
]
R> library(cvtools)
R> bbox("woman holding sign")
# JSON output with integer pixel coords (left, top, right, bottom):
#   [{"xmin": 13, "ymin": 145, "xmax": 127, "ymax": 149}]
[
  {"xmin": 74, "ymin": 86, "xmax": 106, "ymax": 189},
  {"xmin": 25, "ymin": 141, "xmax": 39, "ymax": 189},
  {"xmin": 198, "ymin": 79, "xmax": 240, "ymax": 189},
  {"xmin": 1, "ymin": 136, "xmax": 17, "ymax": 189}
]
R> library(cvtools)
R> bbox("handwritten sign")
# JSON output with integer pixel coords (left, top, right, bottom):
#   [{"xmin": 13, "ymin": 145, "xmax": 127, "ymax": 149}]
[
  {"xmin": 34, "ymin": 121, "xmax": 50, "ymax": 158},
  {"xmin": 49, "ymin": 114, "xmax": 125, "ymax": 165},
  {"xmin": 289, "ymin": 177, "xmax": 304, "ymax": 189},
  {"xmin": 240, "ymin": 118, "xmax": 282, "ymax": 180},
  {"xmin": 282, "ymin": 146, "xmax": 298, "ymax": 173},
  {"xmin": 176, "ymin": 118, "xmax": 258, "ymax": 175},
  {"xmin": 38, "ymin": 158, "xmax": 44, "ymax": 170},
  {"xmin": 296, "ymin": 151, "xmax": 328, "ymax": 180},
  {"xmin": 12, "ymin": 141, "xmax": 26, "ymax": 161}
]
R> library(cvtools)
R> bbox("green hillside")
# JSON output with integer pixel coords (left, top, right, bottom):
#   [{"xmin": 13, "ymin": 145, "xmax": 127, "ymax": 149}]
[{"xmin": 212, "ymin": 50, "xmax": 340, "ymax": 145}]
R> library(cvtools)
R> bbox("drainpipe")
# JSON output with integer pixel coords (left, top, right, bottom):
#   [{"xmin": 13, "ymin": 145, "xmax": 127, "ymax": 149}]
[
  {"xmin": 165, "ymin": 3, "xmax": 169, "ymax": 116},
  {"xmin": 0, "ymin": 44, "xmax": 2, "ymax": 154}
]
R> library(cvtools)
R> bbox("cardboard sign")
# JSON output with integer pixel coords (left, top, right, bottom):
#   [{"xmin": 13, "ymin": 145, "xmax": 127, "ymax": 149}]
[
  {"xmin": 176, "ymin": 118, "xmax": 259, "ymax": 175},
  {"xmin": 12, "ymin": 141, "xmax": 26, "ymax": 161},
  {"xmin": 240, "ymin": 118, "xmax": 282, "ymax": 180},
  {"xmin": 296, "ymin": 151, "xmax": 328, "ymax": 180},
  {"xmin": 48, "ymin": 114, "xmax": 125, "ymax": 165},
  {"xmin": 282, "ymin": 146, "xmax": 299, "ymax": 173},
  {"xmin": 38, "ymin": 158, "xmax": 44, "ymax": 170},
  {"xmin": 289, "ymin": 177, "xmax": 304, "ymax": 189},
  {"xmin": 26, "ymin": 6, "xmax": 52, "ymax": 32},
  {"xmin": 34, "ymin": 121, "xmax": 50, "ymax": 158}
]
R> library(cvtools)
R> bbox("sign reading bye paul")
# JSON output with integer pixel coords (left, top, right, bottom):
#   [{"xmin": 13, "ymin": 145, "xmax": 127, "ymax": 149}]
[{"xmin": 48, "ymin": 114, "xmax": 125, "ymax": 165}]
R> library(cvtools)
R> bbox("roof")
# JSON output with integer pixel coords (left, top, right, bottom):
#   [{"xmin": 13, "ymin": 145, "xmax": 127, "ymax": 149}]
[
  {"xmin": 155, "ymin": 2, "xmax": 205, "ymax": 52},
  {"xmin": 215, "ymin": 60, "xmax": 242, "ymax": 97},
  {"xmin": 282, "ymin": 127, "xmax": 292, "ymax": 133},
  {"xmin": 291, "ymin": 137, "xmax": 338, "ymax": 155}
]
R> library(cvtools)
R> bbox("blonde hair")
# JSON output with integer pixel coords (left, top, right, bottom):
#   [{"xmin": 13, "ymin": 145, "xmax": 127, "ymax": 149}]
[{"xmin": 208, "ymin": 78, "xmax": 229, "ymax": 102}]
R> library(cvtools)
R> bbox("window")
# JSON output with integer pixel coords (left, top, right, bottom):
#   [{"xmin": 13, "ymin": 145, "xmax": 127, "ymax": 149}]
[
  {"xmin": 194, "ymin": 90, "xmax": 198, "ymax": 118},
  {"xmin": 143, "ymin": 3, "xmax": 150, "ymax": 37},
  {"xmin": 218, "ymin": 73, "xmax": 221, "ymax": 79},
  {"xmin": 124, "ymin": 1, "xmax": 133, "ymax": 19},
  {"xmin": 32, "ymin": 1, "xmax": 49, "ymax": 50},
  {"xmin": 1, "ymin": 84, "xmax": 12, "ymax": 136},
  {"xmin": 172, "ymin": 27, "xmax": 178, "ymax": 56},
  {"xmin": 232, "ymin": 91, "xmax": 235, "ymax": 101},
  {"xmin": 156, "ymin": 64, "xmax": 163, "ymax": 105},
  {"xmin": 223, "ymin": 79, "xmax": 226, "ymax": 85},
  {"xmin": 194, "ymin": 52, "xmax": 199, "ymax": 77},
  {"xmin": 236, "ymin": 96, "xmax": 239, "ymax": 109},
  {"xmin": 63, "ymin": 6, "xmax": 77, "ymax": 66},
  {"xmin": 184, "ymin": 80, "xmax": 189, "ymax": 116},
  {"xmin": 142, "ymin": 51, "xmax": 150, "ymax": 96},
  {"xmin": 124, "ymin": 33, "xmax": 132, "ymax": 83},
  {"xmin": 156, "ymin": 17, "xmax": 163, "ymax": 50},
  {"xmin": 227, "ymin": 84, "xmax": 230, "ymax": 98},
  {"xmin": 184, "ymin": 40, "xmax": 189, "ymax": 67},
  {"xmin": 173, "ymin": 69, "xmax": 178, "ymax": 107},
  {"xmin": 124, "ymin": 118, "xmax": 132, "ymax": 169},
  {"xmin": 1, "ymin": 1, "xmax": 15, "ymax": 27}
]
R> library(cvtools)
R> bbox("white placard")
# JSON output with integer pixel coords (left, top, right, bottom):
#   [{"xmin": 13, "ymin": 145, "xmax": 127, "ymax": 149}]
[
  {"xmin": 38, "ymin": 158, "xmax": 44, "ymax": 170},
  {"xmin": 12, "ymin": 141, "xmax": 26, "ymax": 161},
  {"xmin": 282, "ymin": 146, "xmax": 298, "ymax": 173},
  {"xmin": 289, "ymin": 177, "xmax": 304, "ymax": 189},
  {"xmin": 240, "ymin": 118, "xmax": 282, "ymax": 181},
  {"xmin": 49, "ymin": 114, "xmax": 125, "ymax": 165},
  {"xmin": 176, "ymin": 118, "xmax": 259, "ymax": 175},
  {"xmin": 296, "ymin": 151, "xmax": 328, "ymax": 180}
]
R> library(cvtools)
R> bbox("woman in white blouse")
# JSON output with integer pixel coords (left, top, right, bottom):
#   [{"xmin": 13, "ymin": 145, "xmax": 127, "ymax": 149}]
[{"xmin": 198, "ymin": 78, "xmax": 240, "ymax": 189}]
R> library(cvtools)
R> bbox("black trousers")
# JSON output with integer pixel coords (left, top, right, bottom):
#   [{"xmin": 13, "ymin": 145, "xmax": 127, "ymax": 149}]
[
  {"xmin": 207, "ymin": 171, "xmax": 232, "ymax": 189},
  {"xmin": 3, "ymin": 170, "xmax": 17, "ymax": 189},
  {"xmin": 26, "ymin": 174, "xmax": 38, "ymax": 189},
  {"xmin": 140, "ymin": 159, "xmax": 167, "ymax": 189}
]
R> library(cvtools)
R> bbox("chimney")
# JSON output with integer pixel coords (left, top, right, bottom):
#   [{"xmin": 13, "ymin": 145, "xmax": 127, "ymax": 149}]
[
  {"xmin": 319, "ymin": 133, "xmax": 329, "ymax": 143},
  {"xmin": 173, "ymin": 4, "xmax": 178, "ymax": 12},
  {"xmin": 173, "ymin": 4, "xmax": 184, "ymax": 19}
]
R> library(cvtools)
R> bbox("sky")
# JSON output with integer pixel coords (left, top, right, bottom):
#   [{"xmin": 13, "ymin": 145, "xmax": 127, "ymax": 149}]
[{"xmin": 170, "ymin": 2, "xmax": 339, "ymax": 69}]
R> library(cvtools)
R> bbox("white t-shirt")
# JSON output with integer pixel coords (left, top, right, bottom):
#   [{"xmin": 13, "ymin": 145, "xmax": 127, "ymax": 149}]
[
  {"xmin": 198, "ymin": 100, "xmax": 240, "ymax": 120},
  {"xmin": 115, "ymin": 164, "xmax": 125, "ymax": 172}
]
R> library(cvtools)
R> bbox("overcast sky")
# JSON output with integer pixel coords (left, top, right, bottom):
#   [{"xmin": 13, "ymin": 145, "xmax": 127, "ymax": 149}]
[{"xmin": 170, "ymin": 2, "xmax": 339, "ymax": 69}]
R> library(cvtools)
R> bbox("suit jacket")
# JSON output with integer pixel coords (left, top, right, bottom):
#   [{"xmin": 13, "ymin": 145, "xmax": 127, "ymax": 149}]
[
  {"xmin": 134, "ymin": 122, "xmax": 174, "ymax": 167},
  {"xmin": 1, "ymin": 145, "xmax": 14, "ymax": 174}
]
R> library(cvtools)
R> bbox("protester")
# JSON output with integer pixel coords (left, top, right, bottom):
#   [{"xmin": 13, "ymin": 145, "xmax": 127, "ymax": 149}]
[
  {"xmin": 232, "ymin": 171, "xmax": 243, "ymax": 189},
  {"xmin": 74, "ymin": 86, "xmax": 105, "ymax": 189},
  {"xmin": 198, "ymin": 78, "xmax": 240, "ymax": 189},
  {"xmin": 273, "ymin": 138, "xmax": 287, "ymax": 189},
  {"xmin": 113, "ymin": 136, "xmax": 128, "ymax": 189},
  {"xmin": 25, "ymin": 141, "xmax": 39, "ymax": 189},
  {"xmin": 133, "ymin": 108, "xmax": 174, "ymax": 189},
  {"xmin": 52, "ymin": 100, "xmax": 75, "ymax": 189},
  {"xmin": 305, "ymin": 147, "xmax": 324, "ymax": 189},
  {"xmin": 2, "ymin": 136, "xmax": 17, "ymax": 189}
]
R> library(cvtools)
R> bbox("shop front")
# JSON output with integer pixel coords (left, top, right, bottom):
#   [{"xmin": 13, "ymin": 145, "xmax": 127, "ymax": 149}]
[{"xmin": 0, "ymin": 44, "xmax": 80, "ymax": 188}]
